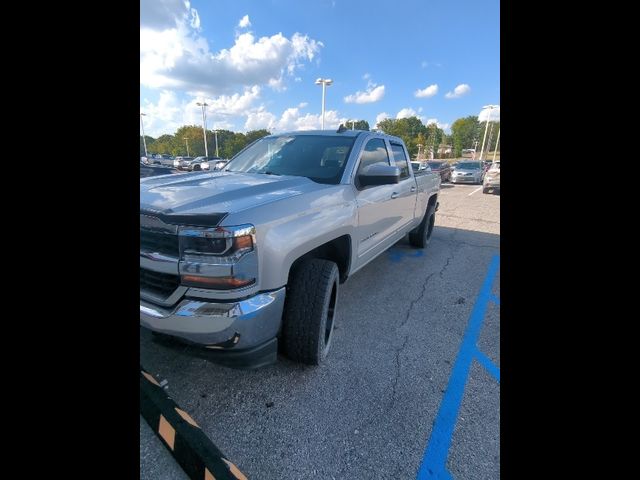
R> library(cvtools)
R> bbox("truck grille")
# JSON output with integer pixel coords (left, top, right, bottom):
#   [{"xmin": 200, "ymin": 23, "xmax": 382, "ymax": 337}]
[
  {"xmin": 140, "ymin": 229, "xmax": 179, "ymax": 257},
  {"xmin": 140, "ymin": 268, "xmax": 180, "ymax": 298}
]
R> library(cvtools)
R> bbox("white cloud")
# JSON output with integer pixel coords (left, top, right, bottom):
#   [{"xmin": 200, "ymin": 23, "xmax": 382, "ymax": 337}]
[
  {"xmin": 281, "ymin": 108, "xmax": 334, "ymax": 131},
  {"xmin": 238, "ymin": 14, "xmax": 251, "ymax": 28},
  {"xmin": 445, "ymin": 84, "xmax": 471, "ymax": 99},
  {"xmin": 396, "ymin": 108, "xmax": 418, "ymax": 119},
  {"xmin": 425, "ymin": 118, "xmax": 450, "ymax": 130},
  {"xmin": 141, "ymin": 86, "xmax": 262, "ymax": 136},
  {"xmin": 201, "ymin": 86, "xmax": 261, "ymax": 116},
  {"xmin": 375, "ymin": 112, "xmax": 390, "ymax": 126},
  {"xmin": 243, "ymin": 105, "xmax": 351, "ymax": 133},
  {"xmin": 140, "ymin": 0, "xmax": 185, "ymax": 30},
  {"xmin": 141, "ymin": 90, "xmax": 185, "ymax": 137},
  {"xmin": 188, "ymin": 2, "xmax": 200, "ymax": 30},
  {"xmin": 363, "ymin": 73, "xmax": 371, "ymax": 80},
  {"xmin": 344, "ymin": 84, "xmax": 385, "ymax": 104},
  {"xmin": 140, "ymin": 1, "xmax": 323, "ymax": 96},
  {"xmin": 415, "ymin": 84, "xmax": 438, "ymax": 98},
  {"xmin": 421, "ymin": 61, "xmax": 428, "ymax": 68},
  {"xmin": 478, "ymin": 105, "xmax": 500, "ymax": 122},
  {"xmin": 298, "ymin": 102, "xmax": 308, "ymax": 108},
  {"xmin": 244, "ymin": 107, "xmax": 277, "ymax": 131}
]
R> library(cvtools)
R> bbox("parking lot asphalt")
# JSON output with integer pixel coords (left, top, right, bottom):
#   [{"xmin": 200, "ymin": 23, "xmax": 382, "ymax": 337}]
[{"xmin": 140, "ymin": 182, "xmax": 500, "ymax": 480}]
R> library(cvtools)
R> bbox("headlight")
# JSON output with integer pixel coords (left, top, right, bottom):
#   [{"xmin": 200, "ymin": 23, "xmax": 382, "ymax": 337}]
[{"xmin": 178, "ymin": 224, "xmax": 256, "ymax": 290}]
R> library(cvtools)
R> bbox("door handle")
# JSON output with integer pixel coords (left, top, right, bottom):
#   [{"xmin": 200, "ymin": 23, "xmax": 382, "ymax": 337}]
[
  {"xmin": 410, "ymin": 186, "xmax": 416, "ymax": 192},
  {"xmin": 391, "ymin": 192, "xmax": 399, "ymax": 199}
]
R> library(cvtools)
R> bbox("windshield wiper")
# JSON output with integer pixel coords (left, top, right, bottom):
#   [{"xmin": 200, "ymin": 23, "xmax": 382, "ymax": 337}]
[{"xmin": 263, "ymin": 171, "xmax": 281, "ymax": 176}]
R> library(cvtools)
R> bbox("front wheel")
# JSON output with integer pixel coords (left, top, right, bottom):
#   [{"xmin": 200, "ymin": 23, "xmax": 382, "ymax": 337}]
[
  {"xmin": 281, "ymin": 259, "xmax": 339, "ymax": 365},
  {"xmin": 409, "ymin": 204, "xmax": 436, "ymax": 248}
]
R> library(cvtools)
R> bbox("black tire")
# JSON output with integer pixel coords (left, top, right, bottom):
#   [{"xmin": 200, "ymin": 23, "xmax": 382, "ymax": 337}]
[
  {"xmin": 281, "ymin": 259, "xmax": 339, "ymax": 365},
  {"xmin": 483, "ymin": 187, "xmax": 489, "ymax": 194},
  {"xmin": 194, "ymin": 165, "xmax": 201, "ymax": 171},
  {"xmin": 409, "ymin": 204, "xmax": 436, "ymax": 248}
]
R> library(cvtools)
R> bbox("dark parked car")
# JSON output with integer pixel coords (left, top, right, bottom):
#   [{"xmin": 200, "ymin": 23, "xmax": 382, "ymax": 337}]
[
  {"xmin": 140, "ymin": 163, "xmax": 180, "ymax": 178},
  {"xmin": 426, "ymin": 161, "xmax": 452, "ymax": 182}
]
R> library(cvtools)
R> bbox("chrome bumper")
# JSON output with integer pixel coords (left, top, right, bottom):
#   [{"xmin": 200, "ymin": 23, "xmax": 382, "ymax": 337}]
[{"xmin": 140, "ymin": 287, "xmax": 286, "ymax": 350}]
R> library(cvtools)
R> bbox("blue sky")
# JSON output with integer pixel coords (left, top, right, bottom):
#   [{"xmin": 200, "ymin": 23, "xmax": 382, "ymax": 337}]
[{"xmin": 140, "ymin": 0, "xmax": 500, "ymax": 137}]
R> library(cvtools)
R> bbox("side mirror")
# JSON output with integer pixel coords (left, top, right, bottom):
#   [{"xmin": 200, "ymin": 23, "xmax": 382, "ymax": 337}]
[{"xmin": 358, "ymin": 164, "xmax": 400, "ymax": 187}]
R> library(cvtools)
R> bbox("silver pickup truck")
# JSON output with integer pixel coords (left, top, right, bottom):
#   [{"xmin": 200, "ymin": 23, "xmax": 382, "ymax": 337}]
[{"xmin": 140, "ymin": 129, "xmax": 440, "ymax": 367}]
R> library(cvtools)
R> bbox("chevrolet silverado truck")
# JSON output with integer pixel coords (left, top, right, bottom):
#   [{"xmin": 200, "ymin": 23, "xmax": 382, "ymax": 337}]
[{"xmin": 140, "ymin": 129, "xmax": 440, "ymax": 367}]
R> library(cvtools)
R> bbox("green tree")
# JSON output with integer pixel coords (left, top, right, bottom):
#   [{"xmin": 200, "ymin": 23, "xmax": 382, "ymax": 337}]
[
  {"xmin": 377, "ymin": 116, "xmax": 428, "ymax": 158},
  {"xmin": 484, "ymin": 121, "xmax": 500, "ymax": 154},
  {"xmin": 344, "ymin": 120, "xmax": 369, "ymax": 131},
  {"xmin": 244, "ymin": 129, "xmax": 271, "ymax": 145},
  {"xmin": 175, "ymin": 125, "xmax": 206, "ymax": 156},
  {"xmin": 140, "ymin": 136, "xmax": 155, "ymax": 156},
  {"xmin": 451, "ymin": 116, "xmax": 480, "ymax": 157}
]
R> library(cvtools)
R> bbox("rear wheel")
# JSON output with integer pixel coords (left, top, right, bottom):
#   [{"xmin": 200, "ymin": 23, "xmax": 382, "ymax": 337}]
[
  {"xmin": 281, "ymin": 259, "xmax": 339, "ymax": 365},
  {"xmin": 194, "ymin": 165, "xmax": 201, "ymax": 171},
  {"xmin": 409, "ymin": 204, "xmax": 436, "ymax": 248}
]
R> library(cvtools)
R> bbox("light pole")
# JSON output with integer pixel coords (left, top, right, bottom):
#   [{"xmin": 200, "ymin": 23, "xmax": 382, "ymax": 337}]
[
  {"xmin": 417, "ymin": 144, "xmax": 423, "ymax": 160},
  {"xmin": 183, "ymin": 137, "xmax": 189, "ymax": 156},
  {"xmin": 315, "ymin": 78, "xmax": 333, "ymax": 130},
  {"xmin": 214, "ymin": 129, "xmax": 219, "ymax": 157},
  {"xmin": 493, "ymin": 128, "xmax": 500, "ymax": 162},
  {"xmin": 140, "ymin": 113, "xmax": 148, "ymax": 157},
  {"xmin": 350, "ymin": 120, "xmax": 355, "ymax": 130},
  {"xmin": 196, "ymin": 101, "xmax": 209, "ymax": 157},
  {"xmin": 479, "ymin": 105, "xmax": 498, "ymax": 161}
]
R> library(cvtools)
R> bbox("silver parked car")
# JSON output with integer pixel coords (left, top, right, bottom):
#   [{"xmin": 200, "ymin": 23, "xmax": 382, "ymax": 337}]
[
  {"xmin": 451, "ymin": 161, "xmax": 484, "ymax": 184},
  {"xmin": 483, "ymin": 161, "xmax": 500, "ymax": 193},
  {"xmin": 188, "ymin": 157, "xmax": 211, "ymax": 171},
  {"xmin": 176, "ymin": 156, "xmax": 195, "ymax": 170}
]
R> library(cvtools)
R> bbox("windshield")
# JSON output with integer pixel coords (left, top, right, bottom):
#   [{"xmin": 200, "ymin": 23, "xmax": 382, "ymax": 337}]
[
  {"xmin": 456, "ymin": 162, "xmax": 482, "ymax": 170},
  {"xmin": 225, "ymin": 134, "xmax": 356, "ymax": 184},
  {"xmin": 428, "ymin": 162, "xmax": 443, "ymax": 168}
]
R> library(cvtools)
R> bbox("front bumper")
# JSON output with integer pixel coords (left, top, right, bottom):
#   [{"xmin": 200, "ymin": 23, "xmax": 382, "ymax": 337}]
[
  {"xmin": 452, "ymin": 175, "xmax": 481, "ymax": 183},
  {"xmin": 140, "ymin": 287, "xmax": 286, "ymax": 366}
]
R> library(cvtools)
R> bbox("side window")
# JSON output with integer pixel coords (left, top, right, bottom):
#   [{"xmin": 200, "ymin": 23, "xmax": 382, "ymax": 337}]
[
  {"xmin": 390, "ymin": 143, "xmax": 410, "ymax": 179},
  {"xmin": 357, "ymin": 138, "xmax": 390, "ymax": 176}
]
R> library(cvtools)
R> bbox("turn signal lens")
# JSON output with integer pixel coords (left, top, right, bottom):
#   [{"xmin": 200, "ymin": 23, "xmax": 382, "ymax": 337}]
[{"xmin": 181, "ymin": 275, "xmax": 255, "ymax": 290}]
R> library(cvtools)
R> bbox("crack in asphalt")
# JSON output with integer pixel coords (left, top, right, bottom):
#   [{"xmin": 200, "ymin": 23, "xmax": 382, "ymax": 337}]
[
  {"xmin": 438, "ymin": 213, "xmax": 500, "ymax": 225},
  {"xmin": 386, "ymin": 244, "xmax": 457, "ymax": 413},
  {"xmin": 433, "ymin": 235, "xmax": 498, "ymax": 251}
]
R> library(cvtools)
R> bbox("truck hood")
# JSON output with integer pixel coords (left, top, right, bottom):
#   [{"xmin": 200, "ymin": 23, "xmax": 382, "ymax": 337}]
[{"xmin": 140, "ymin": 171, "xmax": 330, "ymax": 218}]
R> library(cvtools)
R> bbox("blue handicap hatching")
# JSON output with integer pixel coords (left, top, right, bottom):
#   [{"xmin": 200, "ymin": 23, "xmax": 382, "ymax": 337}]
[{"xmin": 416, "ymin": 255, "xmax": 500, "ymax": 480}]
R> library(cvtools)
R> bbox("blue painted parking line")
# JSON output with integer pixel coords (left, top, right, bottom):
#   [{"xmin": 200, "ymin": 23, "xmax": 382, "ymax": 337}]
[
  {"xmin": 387, "ymin": 247, "xmax": 424, "ymax": 263},
  {"xmin": 473, "ymin": 348, "xmax": 500, "ymax": 383},
  {"xmin": 489, "ymin": 294, "xmax": 500, "ymax": 305},
  {"xmin": 416, "ymin": 255, "xmax": 500, "ymax": 480}
]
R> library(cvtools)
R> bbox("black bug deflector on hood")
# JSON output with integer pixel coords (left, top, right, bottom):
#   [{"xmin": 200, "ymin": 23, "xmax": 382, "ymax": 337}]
[{"xmin": 140, "ymin": 210, "xmax": 228, "ymax": 228}]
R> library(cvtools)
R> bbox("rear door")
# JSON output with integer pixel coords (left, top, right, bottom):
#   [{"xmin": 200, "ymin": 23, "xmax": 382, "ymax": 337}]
[{"xmin": 388, "ymin": 141, "xmax": 419, "ymax": 229}]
